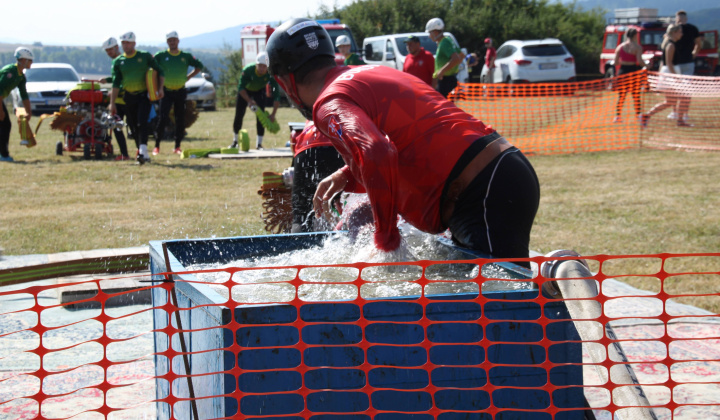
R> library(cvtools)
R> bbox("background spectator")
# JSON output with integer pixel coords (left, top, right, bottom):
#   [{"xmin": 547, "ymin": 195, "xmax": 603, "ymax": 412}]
[
  {"xmin": 402, "ymin": 35, "xmax": 434, "ymax": 86},
  {"xmin": 484, "ymin": 38, "xmax": 496, "ymax": 83},
  {"xmin": 426, "ymin": 17, "xmax": 466, "ymax": 98}
]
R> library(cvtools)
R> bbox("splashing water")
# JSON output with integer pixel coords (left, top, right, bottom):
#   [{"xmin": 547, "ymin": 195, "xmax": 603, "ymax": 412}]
[{"xmin": 185, "ymin": 219, "xmax": 533, "ymax": 304}]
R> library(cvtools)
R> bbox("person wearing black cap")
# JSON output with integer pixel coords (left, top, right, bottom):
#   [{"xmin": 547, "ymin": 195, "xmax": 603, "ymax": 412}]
[
  {"xmin": 266, "ymin": 18, "xmax": 540, "ymax": 267},
  {"xmin": 402, "ymin": 35, "xmax": 434, "ymax": 86}
]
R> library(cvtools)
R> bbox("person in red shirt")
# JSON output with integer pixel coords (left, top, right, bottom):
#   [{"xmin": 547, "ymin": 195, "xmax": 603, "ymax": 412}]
[
  {"xmin": 484, "ymin": 38, "xmax": 497, "ymax": 83},
  {"xmin": 267, "ymin": 19, "xmax": 540, "ymax": 267},
  {"xmin": 402, "ymin": 35, "xmax": 434, "ymax": 86}
]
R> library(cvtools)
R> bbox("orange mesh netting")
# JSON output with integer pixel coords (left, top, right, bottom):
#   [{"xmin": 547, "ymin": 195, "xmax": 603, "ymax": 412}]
[
  {"xmin": 1, "ymin": 253, "xmax": 719, "ymax": 419},
  {"xmin": 451, "ymin": 71, "xmax": 720, "ymax": 154}
]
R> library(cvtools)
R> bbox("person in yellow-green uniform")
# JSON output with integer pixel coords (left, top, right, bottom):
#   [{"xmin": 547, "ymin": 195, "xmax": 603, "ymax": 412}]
[
  {"xmin": 109, "ymin": 31, "xmax": 165, "ymax": 164},
  {"xmin": 336, "ymin": 35, "xmax": 365, "ymax": 66},
  {"xmin": 153, "ymin": 31, "xmax": 203, "ymax": 155},
  {"xmin": 0, "ymin": 47, "xmax": 33, "ymax": 162},
  {"xmin": 101, "ymin": 37, "xmax": 130, "ymax": 160},
  {"xmin": 229, "ymin": 52, "xmax": 280, "ymax": 150},
  {"xmin": 426, "ymin": 17, "xmax": 465, "ymax": 98}
]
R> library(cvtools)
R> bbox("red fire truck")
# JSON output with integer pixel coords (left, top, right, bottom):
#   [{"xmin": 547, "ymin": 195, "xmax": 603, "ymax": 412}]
[
  {"xmin": 240, "ymin": 19, "xmax": 359, "ymax": 67},
  {"xmin": 600, "ymin": 8, "xmax": 719, "ymax": 78}
]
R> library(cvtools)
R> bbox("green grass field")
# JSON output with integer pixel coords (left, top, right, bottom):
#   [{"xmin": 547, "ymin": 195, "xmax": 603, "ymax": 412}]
[{"xmin": 1, "ymin": 104, "xmax": 719, "ymax": 311}]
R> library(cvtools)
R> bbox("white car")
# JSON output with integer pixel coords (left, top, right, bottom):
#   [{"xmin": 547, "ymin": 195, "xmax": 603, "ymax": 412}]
[
  {"xmin": 11, "ymin": 63, "xmax": 81, "ymax": 114},
  {"xmin": 481, "ymin": 39, "xmax": 576, "ymax": 83},
  {"xmin": 185, "ymin": 72, "xmax": 216, "ymax": 111},
  {"xmin": 363, "ymin": 32, "xmax": 460, "ymax": 70}
]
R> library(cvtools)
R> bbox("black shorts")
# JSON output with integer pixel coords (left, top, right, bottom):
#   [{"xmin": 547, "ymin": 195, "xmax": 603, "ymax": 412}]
[{"xmin": 444, "ymin": 136, "xmax": 540, "ymax": 268}]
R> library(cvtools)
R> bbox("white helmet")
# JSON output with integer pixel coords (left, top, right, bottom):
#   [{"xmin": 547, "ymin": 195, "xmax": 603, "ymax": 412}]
[
  {"xmin": 14, "ymin": 47, "xmax": 33, "ymax": 60},
  {"xmin": 425, "ymin": 17, "xmax": 445, "ymax": 32},
  {"xmin": 256, "ymin": 52, "xmax": 268, "ymax": 66},
  {"xmin": 101, "ymin": 37, "xmax": 118, "ymax": 50},
  {"xmin": 119, "ymin": 31, "xmax": 136, "ymax": 42},
  {"xmin": 166, "ymin": 31, "xmax": 179, "ymax": 40},
  {"xmin": 335, "ymin": 35, "xmax": 351, "ymax": 47}
]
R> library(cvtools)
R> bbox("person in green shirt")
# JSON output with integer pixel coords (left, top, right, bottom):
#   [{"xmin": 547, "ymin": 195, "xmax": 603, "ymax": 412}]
[
  {"xmin": 336, "ymin": 35, "xmax": 365, "ymax": 66},
  {"xmin": 100, "ymin": 37, "xmax": 130, "ymax": 160},
  {"xmin": 0, "ymin": 47, "xmax": 33, "ymax": 162},
  {"xmin": 229, "ymin": 52, "xmax": 280, "ymax": 150},
  {"xmin": 426, "ymin": 17, "xmax": 465, "ymax": 98},
  {"xmin": 153, "ymin": 31, "xmax": 204, "ymax": 155},
  {"xmin": 109, "ymin": 31, "xmax": 165, "ymax": 164}
]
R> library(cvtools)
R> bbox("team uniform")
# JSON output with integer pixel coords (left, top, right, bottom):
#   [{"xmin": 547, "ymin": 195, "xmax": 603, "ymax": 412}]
[
  {"xmin": 435, "ymin": 36, "xmax": 463, "ymax": 97},
  {"xmin": 233, "ymin": 64, "xmax": 281, "ymax": 138},
  {"xmin": 291, "ymin": 121, "xmax": 345, "ymax": 232},
  {"xmin": 344, "ymin": 53, "xmax": 365, "ymax": 66},
  {"xmin": 403, "ymin": 47, "xmax": 435, "ymax": 86},
  {"xmin": 102, "ymin": 75, "xmax": 130, "ymax": 157},
  {"xmin": 154, "ymin": 50, "xmax": 203, "ymax": 150},
  {"xmin": 312, "ymin": 65, "xmax": 539, "ymax": 265},
  {"xmin": 111, "ymin": 50, "xmax": 164, "ymax": 151},
  {"xmin": 0, "ymin": 64, "xmax": 28, "ymax": 159}
]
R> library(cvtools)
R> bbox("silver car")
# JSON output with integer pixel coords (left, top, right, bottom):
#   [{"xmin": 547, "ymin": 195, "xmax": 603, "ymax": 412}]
[
  {"xmin": 185, "ymin": 72, "xmax": 216, "ymax": 111},
  {"xmin": 12, "ymin": 63, "xmax": 81, "ymax": 115}
]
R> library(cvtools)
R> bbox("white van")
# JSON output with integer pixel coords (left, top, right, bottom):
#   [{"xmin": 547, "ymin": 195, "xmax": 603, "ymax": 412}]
[{"xmin": 362, "ymin": 32, "xmax": 466, "ymax": 80}]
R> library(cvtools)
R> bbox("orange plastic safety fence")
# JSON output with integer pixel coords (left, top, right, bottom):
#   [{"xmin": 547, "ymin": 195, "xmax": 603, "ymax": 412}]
[
  {"xmin": 451, "ymin": 71, "xmax": 720, "ymax": 154},
  {"xmin": 1, "ymin": 253, "xmax": 719, "ymax": 419}
]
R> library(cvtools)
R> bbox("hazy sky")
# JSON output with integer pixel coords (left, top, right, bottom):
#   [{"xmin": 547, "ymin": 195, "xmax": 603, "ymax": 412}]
[{"xmin": 3, "ymin": 0, "xmax": 356, "ymax": 46}]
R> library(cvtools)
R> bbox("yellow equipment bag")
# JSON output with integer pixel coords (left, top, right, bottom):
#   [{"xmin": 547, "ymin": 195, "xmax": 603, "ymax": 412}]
[{"xmin": 16, "ymin": 108, "xmax": 36, "ymax": 148}]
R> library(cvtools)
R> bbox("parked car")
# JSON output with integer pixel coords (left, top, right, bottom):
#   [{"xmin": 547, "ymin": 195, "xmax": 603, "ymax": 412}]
[
  {"xmin": 185, "ymin": 72, "xmax": 216, "ymax": 111},
  {"xmin": 480, "ymin": 39, "xmax": 576, "ymax": 84},
  {"xmin": 363, "ymin": 32, "xmax": 460, "ymax": 71},
  {"xmin": 11, "ymin": 63, "xmax": 81, "ymax": 115}
]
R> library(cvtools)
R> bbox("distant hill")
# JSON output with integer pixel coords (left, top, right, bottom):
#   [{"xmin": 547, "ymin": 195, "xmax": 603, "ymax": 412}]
[
  {"xmin": 174, "ymin": 22, "xmax": 268, "ymax": 50},
  {"xmin": 690, "ymin": 8, "xmax": 720, "ymax": 31}
]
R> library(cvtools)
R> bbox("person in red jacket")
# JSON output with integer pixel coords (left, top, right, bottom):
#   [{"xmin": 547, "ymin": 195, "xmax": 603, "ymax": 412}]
[
  {"xmin": 267, "ymin": 19, "xmax": 540, "ymax": 267},
  {"xmin": 402, "ymin": 35, "xmax": 434, "ymax": 86}
]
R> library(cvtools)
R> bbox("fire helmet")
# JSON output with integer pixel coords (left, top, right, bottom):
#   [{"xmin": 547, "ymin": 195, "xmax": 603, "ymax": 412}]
[
  {"xmin": 266, "ymin": 18, "xmax": 335, "ymax": 77},
  {"xmin": 335, "ymin": 35, "xmax": 351, "ymax": 47},
  {"xmin": 266, "ymin": 18, "xmax": 335, "ymax": 119},
  {"xmin": 425, "ymin": 18, "xmax": 445, "ymax": 32},
  {"xmin": 119, "ymin": 32, "xmax": 136, "ymax": 43},
  {"xmin": 101, "ymin": 37, "xmax": 118, "ymax": 50},
  {"xmin": 256, "ymin": 52, "xmax": 268, "ymax": 66},
  {"xmin": 14, "ymin": 47, "xmax": 34, "ymax": 61}
]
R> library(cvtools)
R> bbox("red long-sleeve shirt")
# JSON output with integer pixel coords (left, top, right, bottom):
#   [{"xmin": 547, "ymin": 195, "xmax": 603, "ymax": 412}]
[{"xmin": 312, "ymin": 65, "xmax": 494, "ymax": 251}]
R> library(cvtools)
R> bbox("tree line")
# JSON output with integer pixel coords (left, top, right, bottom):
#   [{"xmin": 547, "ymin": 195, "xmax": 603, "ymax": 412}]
[{"xmin": 316, "ymin": 0, "xmax": 607, "ymax": 75}]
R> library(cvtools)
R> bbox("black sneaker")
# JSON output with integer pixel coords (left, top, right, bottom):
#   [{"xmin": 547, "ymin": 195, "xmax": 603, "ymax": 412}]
[
  {"xmin": 228, "ymin": 141, "xmax": 238, "ymax": 149},
  {"xmin": 136, "ymin": 154, "xmax": 150, "ymax": 165}
]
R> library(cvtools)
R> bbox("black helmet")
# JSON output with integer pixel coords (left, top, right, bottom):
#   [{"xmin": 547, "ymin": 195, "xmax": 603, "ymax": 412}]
[{"xmin": 266, "ymin": 18, "xmax": 335, "ymax": 77}]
